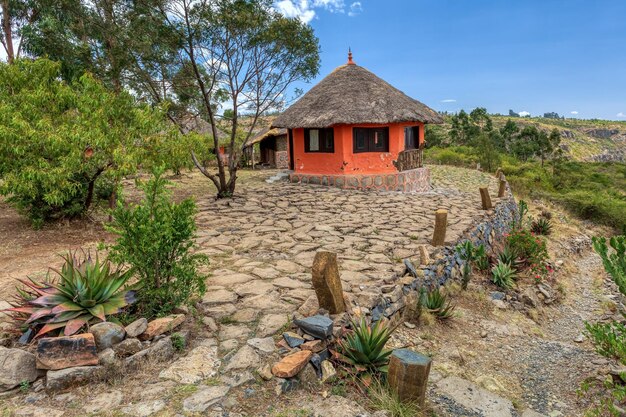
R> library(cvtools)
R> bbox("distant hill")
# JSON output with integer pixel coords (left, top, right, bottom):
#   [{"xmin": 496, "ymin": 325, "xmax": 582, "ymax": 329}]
[{"xmin": 437, "ymin": 115, "xmax": 626, "ymax": 162}]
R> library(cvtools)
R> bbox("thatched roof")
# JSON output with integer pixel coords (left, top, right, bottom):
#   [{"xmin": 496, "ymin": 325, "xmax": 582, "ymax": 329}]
[
  {"xmin": 272, "ymin": 63, "xmax": 444, "ymax": 129},
  {"xmin": 245, "ymin": 127, "xmax": 288, "ymax": 147}
]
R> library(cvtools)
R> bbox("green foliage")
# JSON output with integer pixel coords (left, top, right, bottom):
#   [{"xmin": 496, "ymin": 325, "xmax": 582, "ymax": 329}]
[
  {"xmin": 456, "ymin": 241, "xmax": 485, "ymax": 290},
  {"xmin": 7, "ymin": 251, "xmax": 135, "ymax": 338},
  {"xmin": 505, "ymin": 228, "xmax": 549, "ymax": 267},
  {"xmin": 491, "ymin": 261, "xmax": 516, "ymax": 289},
  {"xmin": 0, "ymin": 58, "xmax": 172, "ymax": 227},
  {"xmin": 367, "ymin": 378, "xmax": 421, "ymax": 417},
  {"xmin": 424, "ymin": 146, "xmax": 478, "ymax": 167},
  {"xmin": 585, "ymin": 321, "xmax": 626, "ymax": 364},
  {"xmin": 579, "ymin": 376, "xmax": 626, "ymax": 417},
  {"xmin": 106, "ymin": 169, "xmax": 208, "ymax": 319},
  {"xmin": 498, "ymin": 246, "xmax": 518, "ymax": 267},
  {"xmin": 420, "ymin": 286, "xmax": 455, "ymax": 319},
  {"xmin": 530, "ymin": 217, "xmax": 553, "ymax": 236},
  {"xmin": 338, "ymin": 318, "xmax": 393, "ymax": 373},
  {"xmin": 592, "ymin": 236, "xmax": 626, "ymax": 299},
  {"xmin": 171, "ymin": 333, "xmax": 186, "ymax": 351}
]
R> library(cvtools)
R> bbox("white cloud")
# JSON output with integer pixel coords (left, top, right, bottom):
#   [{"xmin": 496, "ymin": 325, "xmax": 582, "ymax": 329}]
[
  {"xmin": 570, "ymin": 111, "xmax": 578, "ymax": 115},
  {"xmin": 274, "ymin": 0, "xmax": 362, "ymax": 23},
  {"xmin": 440, "ymin": 99, "xmax": 456, "ymax": 103},
  {"xmin": 348, "ymin": 2, "xmax": 362, "ymax": 16},
  {"xmin": 617, "ymin": 112, "xmax": 626, "ymax": 118},
  {"xmin": 518, "ymin": 111, "xmax": 531, "ymax": 117}
]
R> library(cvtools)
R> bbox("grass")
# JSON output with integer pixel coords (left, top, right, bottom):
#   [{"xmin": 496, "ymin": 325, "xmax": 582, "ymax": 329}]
[{"xmin": 367, "ymin": 378, "xmax": 423, "ymax": 417}]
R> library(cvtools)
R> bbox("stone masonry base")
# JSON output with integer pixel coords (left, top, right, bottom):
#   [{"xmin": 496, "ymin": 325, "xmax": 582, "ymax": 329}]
[{"xmin": 289, "ymin": 167, "xmax": 431, "ymax": 192}]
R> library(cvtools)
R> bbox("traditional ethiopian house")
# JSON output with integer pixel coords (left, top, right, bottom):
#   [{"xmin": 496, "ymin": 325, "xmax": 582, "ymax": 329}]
[
  {"xmin": 246, "ymin": 127, "xmax": 289, "ymax": 169},
  {"xmin": 271, "ymin": 52, "xmax": 443, "ymax": 192}
]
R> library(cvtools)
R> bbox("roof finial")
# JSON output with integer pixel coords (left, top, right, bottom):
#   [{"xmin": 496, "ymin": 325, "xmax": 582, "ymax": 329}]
[{"xmin": 347, "ymin": 47, "xmax": 355, "ymax": 65}]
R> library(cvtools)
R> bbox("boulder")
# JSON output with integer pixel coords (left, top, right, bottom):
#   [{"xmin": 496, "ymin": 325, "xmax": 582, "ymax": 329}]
[
  {"xmin": 46, "ymin": 365, "xmax": 101, "ymax": 391},
  {"xmin": 311, "ymin": 252, "xmax": 345, "ymax": 314},
  {"xmin": 90, "ymin": 322, "xmax": 126, "ymax": 350},
  {"xmin": 139, "ymin": 314, "xmax": 185, "ymax": 341},
  {"xmin": 112, "ymin": 338, "xmax": 143, "ymax": 357},
  {"xmin": 436, "ymin": 376, "xmax": 515, "ymax": 417},
  {"xmin": 36, "ymin": 334, "xmax": 99, "ymax": 370},
  {"xmin": 159, "ymin": 344, "xmax": 220, "ymax": 384},
  {"xmin": 271, "ymin": 350, "xmax": 313, "ymax": 378},
  {"xmin": 125, "ymin": 318, "xmax": 148, "ymax": 338},
  {"xmin": 0, "ymin": 347, "xmax": 38, "ymax": 391},
  {"xmin": 294, "ymin": 316, "xmax": 333, "ymax": 340}
]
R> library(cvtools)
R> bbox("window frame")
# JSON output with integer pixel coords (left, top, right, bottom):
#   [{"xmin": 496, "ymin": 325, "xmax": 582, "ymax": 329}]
[
  {"xmin": 404, "ymin": 126, "xmax": 420, "ymax": 150},
  {"xmin": 304, "ymin": 128, "xmax": 334, "ymax": 153},
  {"xmin": 353, "ymin": 127, "xmax": 390, "ymax": 153}
]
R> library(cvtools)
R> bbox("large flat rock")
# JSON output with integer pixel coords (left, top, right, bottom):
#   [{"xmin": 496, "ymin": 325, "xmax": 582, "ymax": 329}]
[{"xmin": 436, "ymin": 376, "xmax": 515, "ymax": 417}]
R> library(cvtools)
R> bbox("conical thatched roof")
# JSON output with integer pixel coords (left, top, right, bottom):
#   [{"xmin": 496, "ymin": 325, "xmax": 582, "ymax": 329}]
[{"xmin": 272, "ymin": 63, "xmax": 443, "ymax": 129}]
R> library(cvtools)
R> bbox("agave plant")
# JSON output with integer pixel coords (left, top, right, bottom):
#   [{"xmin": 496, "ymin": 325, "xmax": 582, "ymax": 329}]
[
  {"xmin": 338, "ymin": 318, "xmax": 394, "ymax": 373},
  {"xmin": 498, "ymin": 246, "xmax": 518, "ymax": 267},
  {"xmin": 491, "ymin": 260, "xmax": 517, "ymax": 289},
  {"xmin": 7, "ymin": 251, "xmax": 135, "ymax": 338},
  {"xmin": 531, "ymin": 217, "xmax": 553, "ymax": 236},
  {"xmin": 420, "ymin": 286, "xmax": 456, "ymax": 320}
]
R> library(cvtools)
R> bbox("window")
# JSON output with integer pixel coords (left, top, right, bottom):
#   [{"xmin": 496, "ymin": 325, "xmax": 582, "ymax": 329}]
[
  {"xmin": 353, "ymin": 127, "xmax": 389, "ymax": 153},
  {"xmin": 404, "ymin": 126, "xmax": 420, "ymax": 150},
  {"xmin": 305, "ymin": 128, "xmax": 334, "ymax": 153}
]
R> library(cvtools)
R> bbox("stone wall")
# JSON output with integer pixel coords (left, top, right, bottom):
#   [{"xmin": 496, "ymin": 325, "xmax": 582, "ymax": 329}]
[
  {"xmin": 368, "ymin": 193, "xmax": 518, "ymax": 323},
  {"xmin": 289, "ymin": 167, "xmax": 431, "ymax": 192}
]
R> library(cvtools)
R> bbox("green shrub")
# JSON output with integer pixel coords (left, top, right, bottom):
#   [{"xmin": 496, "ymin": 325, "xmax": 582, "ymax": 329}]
[
  {"xmin": 585, "ymin": 321, "xmax": 626, "ymax": 364},
  {"xmin": 592, "ymin": 236, "xmax": 626, "ymax": 294},
  {"xmin": 106, "ymin": 168, "xmax": 208, "ymax": 319},
  {"xmin": 420, "ymin": 286, "xmax": 455, "ymax": 320},
  {"xmin": 491, "ymin": 261, "xmax": 516, "ymax": 289},
  {"xmin": 530, "ymin": 217, "xmax": 553, "ymax": 235},
  {"xmin": 505, "ymin": 228, "xmax": 548, "ymax": 267},
  {"xmin": 338, "ymin": 318, "xmax": 393, "ymax": 373},
  {"xmin": 424, "ymin": 146, "xmax": 478, "ymax": 167},
  {"xmin": 171, "ymin": 333, "xmax": 186, "ymax": 351},
  {"xmin": 456, "ymin": 241, "xmax": 485, "ymax": 290},
  {"xmin": 498, "ymin": 246, "xmax": 518, "ymax": 267},
  {"xmin": 6, "ymin": 251, "xmax": 135, "ymax": 338}
]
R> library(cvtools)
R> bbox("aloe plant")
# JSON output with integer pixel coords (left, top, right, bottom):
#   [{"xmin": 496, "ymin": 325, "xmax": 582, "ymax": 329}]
[
  {"xmin": 338, "ymin": 318, "xmax": 393, "ymax": 373},
  {"xmin": 491, "ymin": 260, "xmax": 517, "ymax": 289},
  {"xmin": 7, "ymin": 251, "xmax": 135, "ymax": 338},
  {"xmin": 420, "ymin": 286, "xmax": 456, "ymax": 319},
  {"xmin": 530, "ymin": 217, "xmax": 553, "ymax": 236}
]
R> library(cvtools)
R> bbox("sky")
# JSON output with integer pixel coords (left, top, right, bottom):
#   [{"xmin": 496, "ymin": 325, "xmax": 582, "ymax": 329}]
[{"xmin": 274, "ymin": 0, "xmax": 626, "ymax": 120}]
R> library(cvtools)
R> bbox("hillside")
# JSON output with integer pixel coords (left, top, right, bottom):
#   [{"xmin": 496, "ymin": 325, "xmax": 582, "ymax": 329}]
[{"xmin": 435, "ymin": 115, "xmax": 626, "ymax": 162}]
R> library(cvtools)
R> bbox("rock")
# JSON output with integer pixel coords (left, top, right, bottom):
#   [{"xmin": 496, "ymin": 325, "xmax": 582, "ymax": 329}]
[
  {"xmin": 219, "ymin": 325, "xmax": 251, "ymax": 341},
  {"xmin": 121, "ymin": 399, "xmax": 166, "ymax": 417},
  {"xmin": 297, "ymin": 363, "xmax": 319, "ymax": 386},
  {"xmin": 387, "ymin": 348, "xmax": 431, "ymax": 407},
  {"xmin": 0, "ymin": 347, "xmax": 38, "ymax": 391},
  {"xmin": 404, "ymin": 322, "xmax": 416, "ymax": 329},
  {"xmin": 490, "ymin": 291, "xmax": 505, "ymax": 300},
  {"xmin": 125, "ymin": 318, "xmax": 148, "ymax": 338},
  {"xmin": 112, "ymin": 338, "xmax": 143, "ymax": 357},
  {"xmin": 321, "ymin": 360, "xmax": 336, "ymax": 382},
  {"xmin": 311, "ymin": 251, "xmax": 346, "ymax": 314},
  {"xmin": 201, "ymin": 289, "xmax": 238, "ymax": 305},
  {"xmin": 247, "ymin": 337, "xmax": 276, "ymax": 354},
  {"xmin": 436, "ymin": 376, "xmax": 515, "ymax": 417},
  {"xmin": 159, "ymin": 344, "xmax": 220, "ymax": 383},
  {"xmin": 574, "ymin": 334, "xmax": 585, "ymax": 343},
  {"xmin": 294, "ymin": 315, "xmax": 334, "ymax": 340},
  {"xmin": 202, "ymin": 316, "xmax": 219, "ymax": 332},
  {"xmin": 13, "ymin": 407, "xmax": 65, "ymax": 417},
  {"xmin": 98, "ymin": 348, "xmax": 117, "ymax": 366},
  {"xmin": 301, "ymin": 340, "xmax": 324, "ymax": 353},
  {"xmin": 491, "ymin": 299, "xmax": 507, "ymax": 309},
  {"xmin": 256, "ymin": 314, "xmax": 289, "ymax": 338},
  {"xmin": 521, "ymin": 409, "xmax": 548, "ymax": 417},
  {"xmin": 83, "ymin": 390, "xmax": 123, "ymax": 413},
  {"xmin": 139, "ymin": 314, "xmax": 185, "ymax": 341},
  {"xmin": 36, "ymin": 334, "xmax": 99, "ymax": 370},
  {"xmin": 298, "ymin": 295, "xmax": 320, "ymax": 317},
  {"xmin": 272, "ymin": 350, "xmax": 313, "ymax": 378},
  {"xmin": 220, "ymin": 339, "xmax": 239, "ymax": 353},
  {"xmin": 125, "ymin": 337, "xmax": 174, "ymax": 368},
  {"xmin": 220, "ymin": 370, "xmax": 255, "ymax": 387},
  {"xmin": 225, "ymin": 345, "xmax": 260, "ymax": 372},
  {"xmin": 257, "ymin": 364, "xmax": 273, "ymax": 380},
  {"xmin": 418, "ymin": 246, "xmax": 431, "ymax": 265},
  {"xmin": 283, "ymin": 332, "xmax": 305, "ymax": 348},
  {"xmin": 520, "ymin": 288, "xmax": 539, "ymax": 308},
  {"xmin": 46, "ymin": 365, "xmax": 101, "ymax": 391},
  {"xmin": 182, "ymin": 385, "xmax": 230, "ymax": 413},
  {"xmin": 90, "ymin": 322, "xmax": 126, "ymax": 350}
]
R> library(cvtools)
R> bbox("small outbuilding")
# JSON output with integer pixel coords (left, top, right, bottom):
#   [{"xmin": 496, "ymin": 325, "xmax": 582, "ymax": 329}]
[
  {"xmin": 245, "ymin": 127, "xmax": 289, "ymax": 169},
  {"xmin": 271, "ymin": 52, "xmax": 443, "ymax": 192}
]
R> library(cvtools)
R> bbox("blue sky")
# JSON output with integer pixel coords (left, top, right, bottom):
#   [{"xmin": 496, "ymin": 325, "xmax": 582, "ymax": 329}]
[{"xmin": 275, "ymin": 0, "xmax": 626, "ymax": 120}]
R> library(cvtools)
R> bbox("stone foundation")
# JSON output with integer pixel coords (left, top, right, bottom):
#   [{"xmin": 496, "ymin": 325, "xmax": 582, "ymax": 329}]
[
  {"xmin": 289, "ymin": 167, "xmax": 431, "ymax": 192},
  {"xmin": 275, "ymin": 151, "xmax": 289, "ymax": 169}
]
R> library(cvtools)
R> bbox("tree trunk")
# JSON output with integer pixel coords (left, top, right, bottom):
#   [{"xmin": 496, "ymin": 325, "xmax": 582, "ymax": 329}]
[{"xmin": 1, "ymin": 0, "xmax": 15, "ymax": 63}]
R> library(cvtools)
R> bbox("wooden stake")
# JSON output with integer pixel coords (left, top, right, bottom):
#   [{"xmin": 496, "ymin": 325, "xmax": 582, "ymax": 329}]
[
  {"xmin": 431, "ymin": 209, "xmax": 447, "ymax": 246},
  {"xmin": 388, "ymin": 349, "xmax": 432, "ymax": 407},
  {"xmin": 479, "ymin": 187, "xmax": 493, "ymax": 210},
  {"xmin": 498, "ymin": 179, "xmax": 507, "ymax": 197}
]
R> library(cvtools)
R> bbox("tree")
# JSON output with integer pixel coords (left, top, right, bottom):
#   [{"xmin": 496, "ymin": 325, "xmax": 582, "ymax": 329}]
[
  {"xmin": 0, "ymin": 58, "xmax": 172, "ymax": 226},
  {"xmin": 511, "ymin": 126, "xmax": 541, "ymax": 162},
  {"xmin": 475, "ymin": 131, "xmax": 501, "ymax": 172},
  {"xmin": 0, "ymin": 0, "xmax": 39, "ymax": 63},
  {"xmin": 499, "ymin": 119, "xmax": 519, "ymax": 150}
]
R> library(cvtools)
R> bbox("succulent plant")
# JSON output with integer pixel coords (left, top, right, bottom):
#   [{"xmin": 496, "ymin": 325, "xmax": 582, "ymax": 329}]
[
  {"xmin": 338, "ymin": 318, "xmax": 394, "ymax": 373},
  {"xmin": 420, "ymin": 286, "xmax": 456, "ymax": 320},
  {"xmin": 531, "ymin": 217, "xmax": 553, "ymax": 236},
  {"xmin": 6, "ymin": 250, "xmax": 135, "ymax": 338},
  {"xmin": 491, "ymin": 260, "xmax": 517, "ymax": 289}
]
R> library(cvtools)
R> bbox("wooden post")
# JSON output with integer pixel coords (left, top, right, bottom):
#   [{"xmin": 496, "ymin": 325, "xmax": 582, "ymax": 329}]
[
  {"xmin": 431, "ymin": 209, "xmax": 447, "ymax": 246},
  {"xmin": 495, "ymin": 167, "xmax": 502, "ymax": 179},
  {"xmin": 479, "ymin": 187, "xmax": 493, "ymax": 210},
  {"xmin": 311, "ymin": 252, "xmax": 345, "ymax": 314},
  {"xmin": 498, "ymin": 179, "xmax": 507, "ymax": 197},
  {"xmin": 388, "ymin": 349, "xmax": 432, "ymax": 407}
]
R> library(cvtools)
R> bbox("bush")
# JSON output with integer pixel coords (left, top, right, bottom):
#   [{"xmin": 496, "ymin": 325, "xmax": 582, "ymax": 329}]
[
  {"xmin": 6, "ymin": 251, "xmax": 135, "ymax": 339},
  {"xmin": 491, "ymin": 261, "xmax": 516, "ymax": 289},
  {"xmin": 424, "ymin": 146, "xmax": 478, "ymax": 167},
  {"xmin": 338, "ymin": 318, "xmax": 393, "ymax": 373},
  {"xmin": 592, "ymin": 236, "xmax": 626, "ymax": 294},
  {"xmin": 0, "ymin": 59, "xmax": 173, "ymax": 227},
  {"xmin": 106, "ymin": 169, "xmax": 208, "ymax": 319},
  {"xmin": 456, "ymin": 241, "xmax": 485, "ymax": 290},
  {"xmin": 585, "ymin": 321, "xmax": 626, "ymax": 364},
  {"xmin": 505, "ymin": 228, "xmax": 549, "ymax": 267}
]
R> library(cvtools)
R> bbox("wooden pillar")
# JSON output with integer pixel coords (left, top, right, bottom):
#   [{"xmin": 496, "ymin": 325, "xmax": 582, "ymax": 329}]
[
  {"xmin": 311, "ymin": 251, "xmax": 345, "ymax": 314},
  {"xmin": 495, "ymin": 167, "xmax": 502, "ymax": 179},
  {"xmin": 479, "ymin": 187, "xmax": 493, "ymax": 210},
  {"xmin": 498, "ymin": 179, "xmax": 507, "ymax": 197},
  {"xmin": 388, "ymin": 348, "xmax": 432, "ymax": 407},
  {"xmin": 431, "ymin": 209, "xmax": 447, "ymax": 247}
]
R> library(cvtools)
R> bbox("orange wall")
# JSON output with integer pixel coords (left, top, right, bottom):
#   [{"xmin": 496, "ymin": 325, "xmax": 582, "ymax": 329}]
[{"xmin": 292, "ymin": 122, "xmax": 424, "ymax": 175}]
